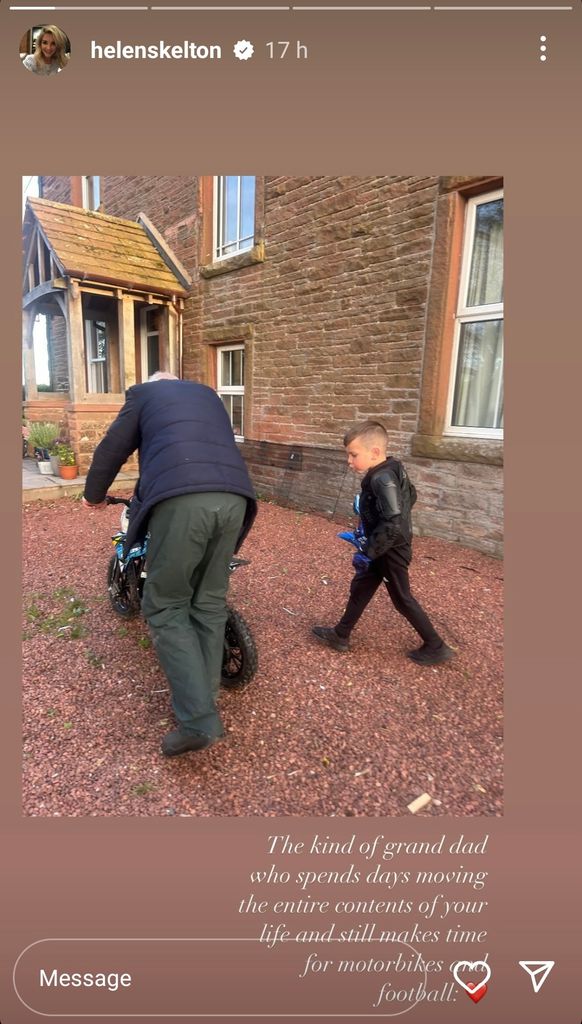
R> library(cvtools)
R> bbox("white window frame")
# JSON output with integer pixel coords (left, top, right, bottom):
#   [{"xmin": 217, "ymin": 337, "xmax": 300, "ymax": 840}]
[
  {"xmin": 217, "ymin": 343, "xmax": 245, "ymax": 441},
  {"xmin": 85, "ymin": 318, "xmax": 108, "ymax": 394},
  {"xmin": 444, "ymin": 189, "xmax": 504, "ymax": 440},
  {"xmin": 213, "ymin": 176, "xmax": 255, "ymax": 261},
  {"xmin": 82, "ymin": 176, "xmax": 101, "ymax": 212},
  {"xmin": 140, "ymin": 305, "xmax": 161, "ymax": 382}
]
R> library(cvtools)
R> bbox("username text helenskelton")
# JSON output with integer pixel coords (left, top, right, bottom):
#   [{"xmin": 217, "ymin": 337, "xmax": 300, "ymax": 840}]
[{"xmin": 91, "ymin": 40, "xmax": 222, "ymax": 60}]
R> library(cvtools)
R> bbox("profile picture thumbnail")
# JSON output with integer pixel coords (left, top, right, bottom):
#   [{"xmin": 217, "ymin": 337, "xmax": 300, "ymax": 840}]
[{"xmin": 20, "ymin": 25, "xmax": 70, "ymax": 75}]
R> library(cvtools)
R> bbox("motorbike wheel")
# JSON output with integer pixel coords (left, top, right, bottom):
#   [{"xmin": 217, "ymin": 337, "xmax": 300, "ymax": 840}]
[
  {"xmin": 221, "ymin": 605, "xmax": 258, "ymax": 690},
  {"xmin": 107, "ymin": 555, "xmax": 141, "ymax": 619}
]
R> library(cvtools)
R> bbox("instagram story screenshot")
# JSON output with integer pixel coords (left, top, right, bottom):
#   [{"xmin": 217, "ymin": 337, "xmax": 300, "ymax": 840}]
[{"xmin": 0, "ymin": 0, "xmax": 580, "ymax": 1021}]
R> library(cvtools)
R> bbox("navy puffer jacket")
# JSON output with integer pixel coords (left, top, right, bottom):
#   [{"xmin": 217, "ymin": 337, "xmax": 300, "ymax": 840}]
[{"xmin": 84, "ymin": 379, "xmax": 257, "ymax": 552}]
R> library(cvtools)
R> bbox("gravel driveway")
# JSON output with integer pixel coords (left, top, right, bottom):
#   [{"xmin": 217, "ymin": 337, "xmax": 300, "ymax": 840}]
[{"xmin": 22, "ymin": 497, "xmax": 503, "ymax": 817}]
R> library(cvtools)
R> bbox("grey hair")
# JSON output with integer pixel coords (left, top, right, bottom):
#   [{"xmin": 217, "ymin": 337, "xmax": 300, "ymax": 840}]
[{"xmin": 148, "ymin": 371, "xmax": 179, "ymax": 382}]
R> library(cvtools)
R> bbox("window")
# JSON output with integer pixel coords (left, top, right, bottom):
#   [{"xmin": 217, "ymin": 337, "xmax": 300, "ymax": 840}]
[
  {"xmin": 140, "ymin": 306, "xmax": 161, "ymax": 381},
  {"xmin": 82, "ymin": 176, "xmax": 101, "ymax": 212},
  {"xmin": 217, "ymin": 344, "xmax": 244, "ymax": 439},
  {"xmin": 445, "ymin": 190, "xmax": 503, "ymax": 438},
  {"xmin": 85, "ymin": 319, "xmax": 108, "ymax": 393},
  {"xmin": 214, "ymin": 176, "xmax": 255, "ymax": 260}
]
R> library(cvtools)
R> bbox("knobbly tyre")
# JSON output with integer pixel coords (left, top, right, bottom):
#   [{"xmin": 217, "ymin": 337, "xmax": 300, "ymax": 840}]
[{"xmin": 105, "ymin": 495, "xmax": 258, "ymax": 690}]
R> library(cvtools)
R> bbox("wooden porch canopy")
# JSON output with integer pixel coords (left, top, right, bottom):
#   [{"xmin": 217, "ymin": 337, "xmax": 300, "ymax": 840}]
[{"xmin": 22, "ymin": 197, "xmax": 191, "ymax": 401}]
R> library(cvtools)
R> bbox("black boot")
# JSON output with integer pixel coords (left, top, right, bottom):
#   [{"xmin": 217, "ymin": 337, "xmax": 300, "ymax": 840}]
[
  {"xmin": 161, "ymin": 729, "xmax": 216, "ymax": 757},
  {"xmin": 312, "ymin": 625, "xmax": 350, "ymax": 653},
  {"xmin": 407, "ymin": 641, "xmax": 454, "ymax": 666}
]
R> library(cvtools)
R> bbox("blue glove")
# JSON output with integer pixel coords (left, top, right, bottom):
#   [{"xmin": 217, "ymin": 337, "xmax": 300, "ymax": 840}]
[{"xmin": 352, "ymin": 551, "xmax": 371, "ymax": 574}]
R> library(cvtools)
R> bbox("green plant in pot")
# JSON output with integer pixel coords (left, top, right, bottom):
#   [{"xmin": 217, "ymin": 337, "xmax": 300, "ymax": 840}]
[
  {"xmin": 27, "ymin": 422, "xmax": 59, "ymax": 473},
  {"xmin": 22, "ymin": 419, "xmax": 30, "ymax": 458},
  {"xmin": 55, "ymin": 442, "xmax": 78, "ymax": 480}
]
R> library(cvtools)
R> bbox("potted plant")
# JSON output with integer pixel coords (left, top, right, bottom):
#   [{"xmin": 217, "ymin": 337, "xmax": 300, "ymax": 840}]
[
  {"xmin": 27, "ymin": 422, "xmax": 59, "ymax": 475},
  {"xmin": 49, "ymin": 446, "xmax": 61, "ymax": 475},
  {"xmin": 55, "ymin": 442, "xmax": 78, "ymax": 480},
  {"xmin": 22, "ymin": 420, "xmax": 30, "ymax": 458}
]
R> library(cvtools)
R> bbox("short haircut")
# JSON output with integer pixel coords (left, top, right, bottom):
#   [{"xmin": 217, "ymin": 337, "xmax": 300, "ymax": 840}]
[
  {"xmin": 343, "ymin": 420, "xmax": 388, "ymax": 449},
  {"xmin": 148, "ymin": 371, "xmax": 179, "ymax": 382}
]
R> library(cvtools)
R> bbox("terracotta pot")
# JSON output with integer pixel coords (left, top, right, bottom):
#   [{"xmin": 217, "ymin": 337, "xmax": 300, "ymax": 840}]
[{"xmin": 59, "ymin": 464, "xmax": 78, "ymax": 480}]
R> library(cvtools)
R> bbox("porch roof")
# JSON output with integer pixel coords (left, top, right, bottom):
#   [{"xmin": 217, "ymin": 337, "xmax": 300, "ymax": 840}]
[{"xmin": 24, "ymin": 198, "xmax": 191, "ymax": 298}]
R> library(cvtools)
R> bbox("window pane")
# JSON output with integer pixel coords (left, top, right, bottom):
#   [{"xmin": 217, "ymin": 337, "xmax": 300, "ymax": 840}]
[
  {"xmin": 147, "ymin": 336, "xmax": 160, "ymax": 376},
  {"xmin": 451, "ymin": 319, "xmax": 503, "ymax": 429},
  {"xmin": 466, "ymin": 199, "xmax": 503, "ymax": 307},
  {"xmin": 85, "ymin": 320, "xmax": 108, "ymax": 393},
  {"xmin": 92, "ymin": 361, "xmax": 106, "ymax": 393},
  {"xmin": 231, "ymin": 348, "xmax": 243, "ymax": 386},
  {"xmin": 241, "ymin": 176, "xmax": 255, "ymax": 242},
  {"xmin": 95, "ymin": 322, "xmax": 107, "ymax": 360},
  {"xmin": 221, "ymin": 394, "xmax": 232, "ymax": 420},
  {"xmin": 217, "ymin": 176, "xmax": 255, "ymax": 256},
  {"xmin": 220, "ymin": 349, "xmax": 232, "ymax": 386},
  {"xmin": 225, "ymin": 176, "xmax": 238, "ymax": 246},
  {"xmin": 231, "ymin": 394, "xmax": 243, "ymax": 436}
]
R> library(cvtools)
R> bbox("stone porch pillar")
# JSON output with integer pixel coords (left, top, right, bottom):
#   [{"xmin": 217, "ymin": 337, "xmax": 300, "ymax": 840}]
[
  {"xmin": 66, "ymin": 281, "xmax": 87, "ymax": 403},
  {"xmin": 22, "ymin": 307, "xmax": 38, "ymax": 400},
  {"xmin": 118, "ymin": 294, "xmax": 136, "ymax": 388}
]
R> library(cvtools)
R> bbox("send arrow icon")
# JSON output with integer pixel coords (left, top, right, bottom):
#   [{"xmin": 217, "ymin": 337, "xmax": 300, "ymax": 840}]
[{"xmin": 518, "ymin": 961, "xmax": 555, "ymax": 993}]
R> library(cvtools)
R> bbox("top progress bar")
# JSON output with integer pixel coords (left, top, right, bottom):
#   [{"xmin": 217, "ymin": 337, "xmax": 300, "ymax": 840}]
[{"xmin": 9, "ymin": 3, "xmax": 575, "ymax": 8}]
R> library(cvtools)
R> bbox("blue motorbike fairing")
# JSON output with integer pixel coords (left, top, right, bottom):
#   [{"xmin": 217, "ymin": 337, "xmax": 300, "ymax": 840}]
[
  {"xmin": 114, "ymin": 537, "xmax": 146, "ymax": 562},
  {"xmin": 337, "ymin": 530, "xmax": 359, "ymax": 548},
  {"xmin": 337, "ymin": 525, "xmax": 367, "ymax": 553}
]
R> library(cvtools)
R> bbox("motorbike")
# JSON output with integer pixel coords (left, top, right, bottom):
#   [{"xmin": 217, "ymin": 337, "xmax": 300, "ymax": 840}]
[{"xmin": 105, "ymin": 496, "xmax": 258, "ymax": 690}]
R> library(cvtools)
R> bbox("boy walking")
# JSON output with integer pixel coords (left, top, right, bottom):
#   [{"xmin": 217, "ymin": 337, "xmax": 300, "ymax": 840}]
[{"xmin": 312, "ymin": 421, "xmax": 454, "ymax": 666}]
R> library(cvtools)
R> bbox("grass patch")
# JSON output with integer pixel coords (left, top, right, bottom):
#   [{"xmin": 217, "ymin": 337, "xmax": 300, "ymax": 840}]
[
  {"xmin": 24, "ymin": 590, "xmax": 88, "ymax": 640},
  {"xmin": 137, "ymin": 636, "xmax": 152, "ymax": 650},
  {"xmin": 26, "ymin": 603, "xmax": 43, "ymax": 623},
  {"xmin": 131, "ymin": 782, "xmax": 155, "ymax": 796},
  {"xmin": 86, "ymin": 650, "xmax": 104, "ymax": 669}
]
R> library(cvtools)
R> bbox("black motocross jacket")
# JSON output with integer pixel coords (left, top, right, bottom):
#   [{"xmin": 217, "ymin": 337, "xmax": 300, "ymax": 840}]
[{"xmin": 359, "ymin": 457, "xmax": 417, "ymax": 560}]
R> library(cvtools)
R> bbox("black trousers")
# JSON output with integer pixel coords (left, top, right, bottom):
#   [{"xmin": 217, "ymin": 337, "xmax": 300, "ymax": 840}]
[{"xmin": 335, "ymin": 544, "xmax": 442, "ymax": 648}]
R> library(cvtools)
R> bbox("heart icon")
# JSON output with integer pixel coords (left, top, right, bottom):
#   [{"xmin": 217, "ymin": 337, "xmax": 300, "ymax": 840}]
[
  {"xmin": 467, "ymin": 982, "xmax": 488, "ymax": 1003},
  {"xmin": 452, "ymin": 960, "xmax": 492, "ymax": 1000}
]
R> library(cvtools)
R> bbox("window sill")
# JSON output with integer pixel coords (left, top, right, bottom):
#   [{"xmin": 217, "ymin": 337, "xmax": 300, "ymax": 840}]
[
  {"xmin": 411, "ymin": 433, "xmax": 503, "ymax": 467},
  {"xmin": 26, "ymin": 391, "xmax": 69, "ymax": 400},
  {"xmin": 200, "ymin": 242, "xmax": 265, "ymax": 279}
]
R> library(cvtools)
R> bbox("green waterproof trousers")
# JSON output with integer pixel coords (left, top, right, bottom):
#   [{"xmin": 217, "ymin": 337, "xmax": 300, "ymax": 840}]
[{"xmin": 141, "ymin": 492, "xmax": 247, "ymax": 739}]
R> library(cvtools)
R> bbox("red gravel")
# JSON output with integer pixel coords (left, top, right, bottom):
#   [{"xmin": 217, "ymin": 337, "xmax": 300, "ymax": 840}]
[{"xmin": 22, "ymin": 497, "xmax": 503, "ymax": 817}]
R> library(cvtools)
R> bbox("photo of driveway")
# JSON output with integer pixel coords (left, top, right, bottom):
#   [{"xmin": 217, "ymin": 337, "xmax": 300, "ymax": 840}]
[{"xmin": 22, "ymin": 496, "xmax": 503, "ymax": 818}]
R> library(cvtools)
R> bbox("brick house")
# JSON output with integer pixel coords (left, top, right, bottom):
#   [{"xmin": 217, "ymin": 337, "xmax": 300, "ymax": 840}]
[{"xmin": 23, "ymin": 175, "xmax": 503, "ymax": 556}]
